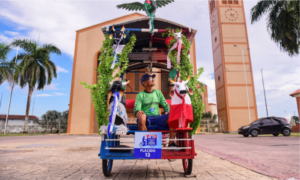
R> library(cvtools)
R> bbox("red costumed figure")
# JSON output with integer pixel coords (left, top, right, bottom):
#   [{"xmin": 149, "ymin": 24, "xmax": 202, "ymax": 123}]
[{"xmin": 168, "ymin": 76, "xmax": 194, "ymax": 129}]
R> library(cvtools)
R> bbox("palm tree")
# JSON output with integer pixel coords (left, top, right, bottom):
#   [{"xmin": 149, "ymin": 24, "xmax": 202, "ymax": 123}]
[
  {"xmin": 201, "ymin": 111, "xmax": 218, "ymax": 132},
  {"xmin": 11, "ymin": 39, "xmax": 61, "ymax": 131},
  {"xmin": 250, "ymin": 0, "xmax": 299, "ymax": 57},
  {"xmin": 0, "ymin": 43, "xmax": 14, "ymax": 84},
  {"xmin": 39, "ymin": 110, "xmax": 62, "ymax": 133}
]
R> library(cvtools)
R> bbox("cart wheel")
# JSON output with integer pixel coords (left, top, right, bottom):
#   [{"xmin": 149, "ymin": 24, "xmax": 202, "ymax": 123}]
[
  {"xmin": 102, "ymin": 159, "xmax": 113, "ymax": 177},
  {"xmin": 182, "ymin": 159, "xmax": 193, "ymax": 175}
]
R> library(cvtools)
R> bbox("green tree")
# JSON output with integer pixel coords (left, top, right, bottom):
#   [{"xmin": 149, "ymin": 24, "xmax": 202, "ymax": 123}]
[
  {"xmin": 39, "ymin": 110, "xmax": 61, "ymax": 132},
  {"xmin": 11, "ymin": 39, "xmax": 61, "ymax": 131},
  {"xmin": 61, "ymin": 110, "xmax": 69, "ymax": 132},
  {"xmin": 201, "ymin": 111, "xmax": 218, "ymax": 132},
  {"xmin": 250, "ymin": 0, "xmax": 299, "ymax": 57},
  {"xmin": 0, "ymin": 43, "xmax": 14, "ymax": 84},
  {"xmin": 292, "ymin": 116, "xmax": 299, "ymax": 123}
]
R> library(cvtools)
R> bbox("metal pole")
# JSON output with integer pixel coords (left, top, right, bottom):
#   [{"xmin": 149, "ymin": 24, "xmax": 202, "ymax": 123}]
[
  {"xmin": 235, "ymin": 45, "xmax": 251, "ymax": 123},
  {"xmin": 4, "ymin": 43, "xmax": 26, "ymax": 134},
  {"xmin": 261, "ymin": 69, "xmax": 268, "ymax": 117}
]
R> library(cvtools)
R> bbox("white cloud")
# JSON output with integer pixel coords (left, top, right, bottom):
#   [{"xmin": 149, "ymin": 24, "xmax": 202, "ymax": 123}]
[
  {"xmin": 35, "ymin": 92, "xmax": 67, "ymax": 97},
  {"xmin": 0, "ymin": 34, "xmax": 10, "ymax": 42},
  {"xmin": 43, "ymin": 83, "xmax": 59, "ymax": 90},
  {"xmin": 53, "ymin": 92, "xmax": 67, "ymax": 96},
  {"xmin": 56, "ymin": 66, "xmax": 69, "ymax": 73},
  {"xmin": 35, "ymin": 93, "xmax": 53, "ymax": 97},
  {"xmin": 4, "ymin": 31, "xmax": 19, "ymax": 36}
]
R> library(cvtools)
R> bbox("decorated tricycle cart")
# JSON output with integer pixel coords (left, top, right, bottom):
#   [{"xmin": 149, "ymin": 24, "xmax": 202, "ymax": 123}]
[{"xmin": 81, "ymin": 0, "xmax": 205, "ymax": 177}]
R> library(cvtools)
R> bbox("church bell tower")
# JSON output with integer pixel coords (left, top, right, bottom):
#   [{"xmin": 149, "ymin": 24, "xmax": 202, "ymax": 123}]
[{"xmin": 208, "ymin": 0, "xmax": 258, "ymax": 132}]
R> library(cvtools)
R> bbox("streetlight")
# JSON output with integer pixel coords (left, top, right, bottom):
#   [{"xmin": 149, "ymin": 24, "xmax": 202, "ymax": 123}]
[
  {"xmin": 261, "ymin": 68, "xmax": 268, "ymax": 117},
  {"xmin": 4, "ymin": 42, "xmax": 26, "ymax": 134},
  {"xmin": 233, "ymin": 45, "xmax": 251, "ymax": 123}
]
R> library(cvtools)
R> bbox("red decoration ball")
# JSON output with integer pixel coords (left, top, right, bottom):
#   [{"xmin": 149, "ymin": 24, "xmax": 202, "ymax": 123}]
[{"xmin": 165, "ymin": 36, "xmax": 184, "ymax": 51}]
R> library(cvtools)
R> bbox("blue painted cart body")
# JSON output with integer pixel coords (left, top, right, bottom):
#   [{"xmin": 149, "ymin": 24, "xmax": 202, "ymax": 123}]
[{"xmin": 99, "ymin": 128, "xmax": 196, "ymax": 176}]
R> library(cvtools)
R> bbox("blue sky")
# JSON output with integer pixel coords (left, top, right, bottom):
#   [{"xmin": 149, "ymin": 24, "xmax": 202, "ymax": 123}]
[
  {"xmin": 0, "ymin": 9, "xmax": 73, "ymax": 116},
  {"xmin": 0, "ymin": 0, "xmax": 299, "ymax": 120}
]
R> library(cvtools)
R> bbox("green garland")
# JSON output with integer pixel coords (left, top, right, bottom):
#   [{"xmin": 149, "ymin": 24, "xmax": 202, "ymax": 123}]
[
  {"xmin": 163, "ymin": 27, "xmax": 205, "ymax": 135},
  {"xmin": 81, "ymin": 34, "xmax": 136, "ymax": 129}
]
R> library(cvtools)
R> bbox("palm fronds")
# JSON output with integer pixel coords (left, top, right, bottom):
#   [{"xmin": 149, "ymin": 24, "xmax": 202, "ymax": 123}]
[
  {"xmin": 250, "ymin": 0, "xmax": 299, "ymax": 57},
  {"xmin": 11, "ymin": 39, "xmax": 61, "ymax": 131},
  {"xmin": 0, "ymin": 43, "xmax": 13, "ymax": 84}
]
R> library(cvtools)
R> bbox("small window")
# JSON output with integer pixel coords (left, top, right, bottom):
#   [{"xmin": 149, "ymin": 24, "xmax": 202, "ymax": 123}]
[
  {"xmin": 234, "ymin": 0, "xmax": 238, "ymax": 4},
  {"xmin": 215, "ymin": 37, "xmax": 217, "ymax": 42},
  {"xmin": 218, "ymin": 76, "xmax": 220, "ymax": 81},
  {"xmin": 228, "ymin": 0, "xmax": 233, "ymax": 4},
  {"xmin": 222, "ymin": 0, "xmax": 227, "ymax": 4},
  {"xmin": 135, "ymin": 73, "xmax": 139, "ymax": 91},
  {"xmin": 262, "ymin": 119, "xmax": 272, "ymax": 126},
  {"xmin": 272, "ymin": 119, "xmax": 280, "ymax": 125}
]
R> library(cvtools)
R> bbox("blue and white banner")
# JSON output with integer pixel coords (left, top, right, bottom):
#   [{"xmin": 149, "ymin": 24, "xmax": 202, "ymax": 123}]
[{"xmin": 134, "ymin": 132, "xmax": 162, "ymax": 159}]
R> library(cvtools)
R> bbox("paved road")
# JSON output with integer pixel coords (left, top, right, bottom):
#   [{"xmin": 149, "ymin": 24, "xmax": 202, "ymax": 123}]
[
  {"xmin": 0, "ymin": 135, "xmax": 273, "ymax": 180},
  {"xmin": 0, "ymin": 134, "xmax": 82, "ymax": 144},
  {"xmin": 194, "ymin": 134, "xmax": 300, "ymax": 180}
]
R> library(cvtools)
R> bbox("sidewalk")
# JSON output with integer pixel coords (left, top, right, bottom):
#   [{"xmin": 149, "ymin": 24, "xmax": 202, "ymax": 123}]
[{"xmin": 0, "ymin": 135, "xmax": 274, "ymax": 180}]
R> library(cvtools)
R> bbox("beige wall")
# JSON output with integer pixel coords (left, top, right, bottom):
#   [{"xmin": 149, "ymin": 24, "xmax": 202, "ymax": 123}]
[
  {"xmin": 229, "ymin": 109, "xmax": 256, "ymax": 130},
  {"xmin": 216, "ymin": 87, "xmax": 226, "ymax": 110},
  {"xmin": 222, "ymin": 24, "xmax": 247, "ymax": 43},
  {"xmin": 68, "ymin": 13, "xmax": 146, "ymax": 134},
  {"xmin": 69, "ymin": 27, "xmax": 103, "ymax": 134},
  {"xmin": 227, "ymin": 86, "xmax": 255, "ymax": 107},
  {"xmin": 208, "ymin": 104, "xmax": 217, "ymax": 116},
  {"xmin": 225, "ymin": 64, "xmax": 252, "ymax": 84},
  {"xmin": 209, "ymin": 0, "xmax": 258, "ymax": 132}
]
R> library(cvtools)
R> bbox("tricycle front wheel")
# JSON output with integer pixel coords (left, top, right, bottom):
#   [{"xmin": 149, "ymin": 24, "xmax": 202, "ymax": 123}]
[
  {"xmin": 182, "ymin": 159, "xmax": 193, "ymax": 175},
  {"xmin": 102, "ymin": 159, "xmax": 113, "ymax": 176}
]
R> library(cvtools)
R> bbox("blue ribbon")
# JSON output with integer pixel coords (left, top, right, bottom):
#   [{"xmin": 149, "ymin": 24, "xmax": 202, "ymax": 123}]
[{"xmin": 108, "ymin": 89, "xmax": 119, "ymax": 135}]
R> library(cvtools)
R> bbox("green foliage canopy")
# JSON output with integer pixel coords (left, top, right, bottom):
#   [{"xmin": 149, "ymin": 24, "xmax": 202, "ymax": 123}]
[
  {"xmin": 0, "ymin": 42, "xmax": 14, "ymax": 84},
  {"xmin": 11, "ymin": 39, "xmax": 61, "ymax": 90},
  {"xmin": 39, "ymin": 110, "xmax": 69, "ymax": 131},
  {"xmin": 81, "ymin": 34, "xmax": 136, "ymax": 129},
  {"xmin": 250, "ymin": 0, "xmax": 299, "ymax": 56},
  {"xmin": 292, "ymin": 116, "xmax": 299, "ymax": 123},
  {"xmin": 11, "ymin": 39, "xmax": 61, "ymax": 131},
  {"xmin": 163, "ymin": 28, "xmax": 205, "ymax": 135}
]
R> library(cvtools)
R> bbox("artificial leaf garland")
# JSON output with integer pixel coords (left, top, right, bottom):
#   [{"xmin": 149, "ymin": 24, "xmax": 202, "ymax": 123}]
[
  {"xmin": 81, "ymin": 34, "xmax": 136, "ymax": 129},
  {"xmin": 163, "ymin": 27, "xmax": 205, "ymax": 135}
]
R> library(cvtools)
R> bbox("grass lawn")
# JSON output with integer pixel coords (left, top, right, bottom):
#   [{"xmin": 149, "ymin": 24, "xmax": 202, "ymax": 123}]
[
  {"xmin": 0, "ymin": 133, "xmax": 51, "ymax": 137},
  {"xmin": 290, "ymin": 132, "xmax": 300, "ymax": 136}
]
